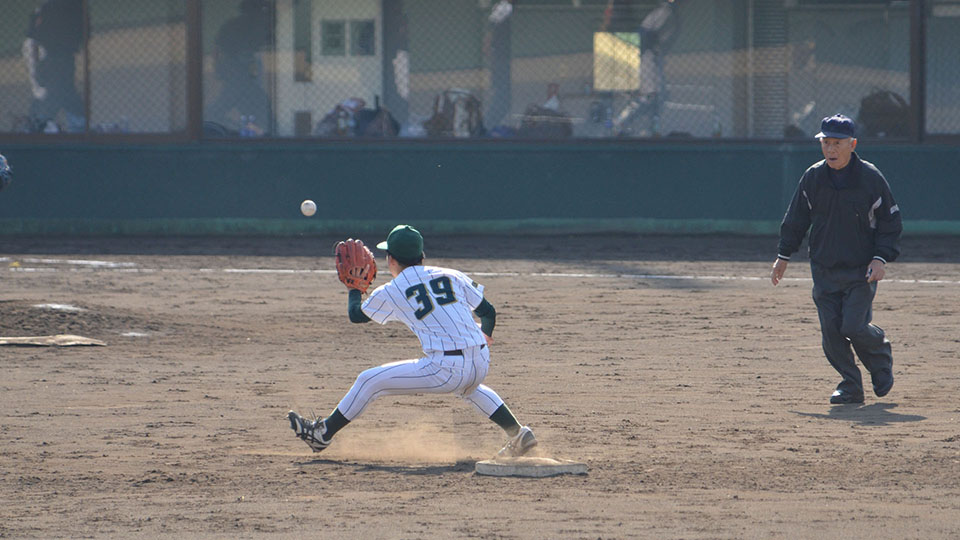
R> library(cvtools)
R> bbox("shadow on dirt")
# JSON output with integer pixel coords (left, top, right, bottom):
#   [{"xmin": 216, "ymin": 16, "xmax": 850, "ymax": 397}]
[
  {"xmin": 292, "ymin": 458, "xmax": 476, "ymax": 476},
  {"xmin": 791, "ymin": 402, "xmax": 926, "ymax": 426}
]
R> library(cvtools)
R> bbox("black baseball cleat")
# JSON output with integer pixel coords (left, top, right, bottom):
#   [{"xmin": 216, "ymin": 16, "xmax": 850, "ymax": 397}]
[
  {"xmin": 830, "ymin": 390, "xmax": 865, "ymax": 405},
  {"xmin": 288, "ymin": 411, "xmax": 331, "ymax": 453},
  {"xmin": 871, "ymin": 370, "xmax": 894, "ymax": 397}
]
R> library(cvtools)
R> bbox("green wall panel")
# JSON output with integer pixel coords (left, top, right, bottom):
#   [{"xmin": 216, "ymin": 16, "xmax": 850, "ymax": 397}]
[{"xmin": 0, "ymin": 142, "xmax": 956, "ymax": 235}]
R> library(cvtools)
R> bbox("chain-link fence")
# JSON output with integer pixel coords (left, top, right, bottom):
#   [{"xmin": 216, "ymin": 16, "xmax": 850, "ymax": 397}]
[
  {"xmin": 1, "ymin": 0, "xmax": 186, "ymax": 135},
  {"xmin": 1, "ymin": 0, "xmax": 957, "ymax": 140},
  {"xmin": 927, "ymin": 0, "xmax": 960, "ymax": 134}
]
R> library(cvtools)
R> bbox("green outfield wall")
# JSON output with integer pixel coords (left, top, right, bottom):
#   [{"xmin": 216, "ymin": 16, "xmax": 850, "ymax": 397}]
[{"xmin": 0, "ymin": 142, "xmax": 958, "ymax": 236}]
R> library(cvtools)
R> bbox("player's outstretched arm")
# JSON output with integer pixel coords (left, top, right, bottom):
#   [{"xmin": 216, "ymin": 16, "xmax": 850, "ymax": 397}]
[{"xmin": 347, "ymin": 289, "xmax": 372, "ymax": 323}]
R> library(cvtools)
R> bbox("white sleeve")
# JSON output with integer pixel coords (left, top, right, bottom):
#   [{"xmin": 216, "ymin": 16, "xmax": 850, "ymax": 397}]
[
  {"xmin": 454, "ymin": 271, "xmax": 485, "ymax": 310},
  {"xmin": 360, "ymin": 286, "xmax": 398, "ymax": 325}
]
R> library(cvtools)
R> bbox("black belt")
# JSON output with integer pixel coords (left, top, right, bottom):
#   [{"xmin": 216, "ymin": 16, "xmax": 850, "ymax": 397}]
[{"xmin": 443, "ymin": 344, "xmax": 485, "ymax": 356}]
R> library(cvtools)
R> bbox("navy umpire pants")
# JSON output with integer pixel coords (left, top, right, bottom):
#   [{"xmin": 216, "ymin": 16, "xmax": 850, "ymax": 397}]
[{"xmin": 811, "ymin": 264, "xmax": 893, "ymax": 396}]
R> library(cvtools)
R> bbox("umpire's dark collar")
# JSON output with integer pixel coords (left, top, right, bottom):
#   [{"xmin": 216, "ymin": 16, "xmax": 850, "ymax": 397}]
[{"xmin": 815, "ymin": 151, "xmax": 862, "ymax": 189}]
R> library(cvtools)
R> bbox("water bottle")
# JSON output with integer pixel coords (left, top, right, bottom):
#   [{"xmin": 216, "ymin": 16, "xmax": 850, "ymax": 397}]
[{"xmin": 239, "ymin": 115, "xmax": 249, "ymax": 137}]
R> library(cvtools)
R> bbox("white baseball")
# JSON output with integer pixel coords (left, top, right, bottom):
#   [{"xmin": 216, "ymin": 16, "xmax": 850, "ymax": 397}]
[{"xmin": 300, "ymin": 199, "xmax": 317, "ymax": 217}]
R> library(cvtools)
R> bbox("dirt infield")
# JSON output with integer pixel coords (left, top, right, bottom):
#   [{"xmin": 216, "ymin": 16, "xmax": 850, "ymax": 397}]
[{"xmin": 2, "ymin": 233, "xmax": 959, "ymax": 539}]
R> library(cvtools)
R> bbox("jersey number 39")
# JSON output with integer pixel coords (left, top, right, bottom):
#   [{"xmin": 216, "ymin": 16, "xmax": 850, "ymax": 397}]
[{"xmin": 406, "ymin": 276, "xmax": 457, "ymax": 320}]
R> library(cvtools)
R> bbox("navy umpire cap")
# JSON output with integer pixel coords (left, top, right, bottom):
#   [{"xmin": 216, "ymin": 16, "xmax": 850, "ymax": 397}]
[
  {"xmin": 377, "ymin": 225, "xmax": 423, "ymax": 262},
  {"xmin": 815, "ymin": 114, "xmax": 856, "ymax": 139}
]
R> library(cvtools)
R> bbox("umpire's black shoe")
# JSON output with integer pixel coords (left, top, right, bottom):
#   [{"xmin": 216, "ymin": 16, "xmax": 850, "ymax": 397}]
[
  {"xmin": 872, "ymin": 370, "xmax": 894, "ymax": 397},
  {"xmin": 830, "ymin": 390, "xmax": 865, "ymax": 405}
]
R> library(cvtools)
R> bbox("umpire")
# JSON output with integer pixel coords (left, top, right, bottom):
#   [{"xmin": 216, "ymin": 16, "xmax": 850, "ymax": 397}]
[{"xmin": 771, "ymin": 114, "xmax": 902, "ymax": 405}]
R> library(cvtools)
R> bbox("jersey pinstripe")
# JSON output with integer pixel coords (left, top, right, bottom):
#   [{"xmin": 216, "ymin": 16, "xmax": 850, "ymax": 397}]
[{"xmin": 361, "ymin": 265, "xmax": 486, "ymax": 354}]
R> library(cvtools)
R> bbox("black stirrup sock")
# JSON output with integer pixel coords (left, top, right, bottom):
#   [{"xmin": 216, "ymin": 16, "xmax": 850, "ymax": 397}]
[
  {"xmin": 324, "ymin": 408, "xmax": 350, "ymax": 437},
  {"xmin": 489, "ymin": 404, "xmax": 521, "ymax": 437}
]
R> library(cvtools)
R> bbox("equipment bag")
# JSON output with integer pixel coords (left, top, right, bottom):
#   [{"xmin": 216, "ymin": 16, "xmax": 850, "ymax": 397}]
[{"xmin": 423, "ymin": 88, "xmax": 485, "ymax": 138}]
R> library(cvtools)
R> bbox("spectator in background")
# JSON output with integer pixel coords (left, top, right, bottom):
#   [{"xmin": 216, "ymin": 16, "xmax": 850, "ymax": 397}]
[
  {"xmin": 22, "ymin": 0, "xmax": 85, "ymax": 133},
  {"xmin": 542, "ymin": 82, "xmax": 561, "ymax": 112},
  {"xmin": 609, "ymin": 0, "xmax": 681, "ymax": 136},
  {"xmin": 637, "ymin": 0, "xmax": 679, "ymax": 117},
  {"xmin": 383, "ymin": 0, "xmax": 410, "ymax": 125},
  {"xmin": 208, "ymin": 0, "xmax": 274, "ymax": 136},
  {"xmin": 484, "ymin": 0, "xmax": 514, "ymax": 130}
]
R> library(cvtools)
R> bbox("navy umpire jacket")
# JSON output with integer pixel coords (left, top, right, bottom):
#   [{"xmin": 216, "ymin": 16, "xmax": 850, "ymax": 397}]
[{"xmin": 778, "ymin": 152, "xmax": 902, "ymax": 269}]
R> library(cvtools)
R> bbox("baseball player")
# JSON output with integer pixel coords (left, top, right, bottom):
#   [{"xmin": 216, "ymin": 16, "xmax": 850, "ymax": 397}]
[
  {"xmin": 0, "ymin": 153, "xmax": 12, "ymax": 192},
  {"xmin": 288, "ymin": 224, "xmax": 537, "ymax": 458}
]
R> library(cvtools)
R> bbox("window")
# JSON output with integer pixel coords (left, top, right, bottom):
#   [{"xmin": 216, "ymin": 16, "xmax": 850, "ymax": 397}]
[
  {"xmin": 322, "ymin": 20, "xmax": 346, "ymax": 56},
  {"xmin": 351, "ymin": 20, "xmax": 376, "ymax": 56}
]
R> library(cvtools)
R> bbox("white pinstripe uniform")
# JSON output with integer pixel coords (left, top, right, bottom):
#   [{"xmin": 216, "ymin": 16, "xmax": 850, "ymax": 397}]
[{"xmin": 335, "ymin": 265, "xmax": 507, "ymax": 421}]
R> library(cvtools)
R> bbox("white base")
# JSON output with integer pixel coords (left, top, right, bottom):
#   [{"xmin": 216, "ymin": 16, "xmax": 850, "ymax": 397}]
[
  {"xmin": 475, "ymin": 457, "xmax": 588, "ymax": 477},
  {"xmin": 0, "ymin": 334, "xmax": 107, "ymax": 347}
]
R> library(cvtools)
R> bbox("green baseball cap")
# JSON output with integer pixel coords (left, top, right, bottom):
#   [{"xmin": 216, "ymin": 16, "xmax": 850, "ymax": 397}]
[{"xmin": 376, "ymin": 224, "xmax": 423, "ymax": 262}]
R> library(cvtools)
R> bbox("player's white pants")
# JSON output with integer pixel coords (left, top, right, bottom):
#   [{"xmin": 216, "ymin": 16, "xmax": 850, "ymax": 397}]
[{"xmin": 336, "ymin": 344, "xmax": 505, "ymax": 420}]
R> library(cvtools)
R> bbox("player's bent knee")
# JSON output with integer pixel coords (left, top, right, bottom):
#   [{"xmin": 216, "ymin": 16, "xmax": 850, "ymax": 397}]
[
  {"xmin": 354, "ymin": 367, "xmax": 380, "ymax": 387},
  {"xmin": 840, "ymin": 321, "xmax": 871, "ymax": 340}
]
